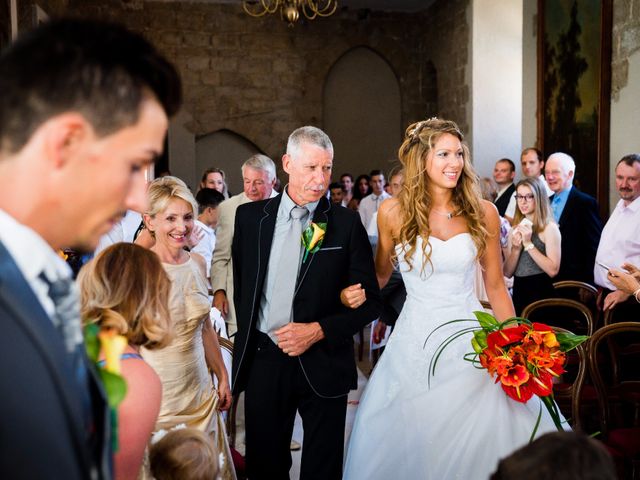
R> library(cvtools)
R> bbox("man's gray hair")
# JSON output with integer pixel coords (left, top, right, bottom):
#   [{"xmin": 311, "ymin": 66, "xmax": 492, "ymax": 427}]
[
  {"xmin": 547, "ymin": 152, "xmax": 576, "ymax": 174},
  {"xmin": 286, "ymin": 126, "xmax": 334, "ymax": 159},
  {"xmin": 241, "ymin": 154, "xmax": 276, "ymax": 182}
]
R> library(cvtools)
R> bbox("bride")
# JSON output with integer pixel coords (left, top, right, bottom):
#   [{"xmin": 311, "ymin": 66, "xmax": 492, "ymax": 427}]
[{"xmin": 343, "ymin": 119, "xmax": 564, "ymax": 479}]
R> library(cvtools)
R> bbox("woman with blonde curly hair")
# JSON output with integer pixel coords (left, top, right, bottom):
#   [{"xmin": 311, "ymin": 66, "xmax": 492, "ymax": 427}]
[
  {"xmin": 79, "ymin": 242, "xmax": 173, "ymax": 480},
  {"xmin": 344, "ymin": 119, "xmax": 564, "ymax": 479}
]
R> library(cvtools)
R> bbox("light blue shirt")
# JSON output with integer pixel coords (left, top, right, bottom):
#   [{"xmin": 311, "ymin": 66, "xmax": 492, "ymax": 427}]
[
  {"xmin": 551, "ymin": 186, "xmax": 571, "ymax": 223},
  {"xmin": 257, "ymin": 188, "xmax": 319, "ymax": 340}
]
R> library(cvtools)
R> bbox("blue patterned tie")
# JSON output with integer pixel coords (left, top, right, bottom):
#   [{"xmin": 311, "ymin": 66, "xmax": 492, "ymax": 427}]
[
  {"xmin": 41, "ymin": 273, "xmax": 93, "ymax": 432},
  {"xmin": 551, "ymin": 195, "xmax": 562, "ymax": 222}
]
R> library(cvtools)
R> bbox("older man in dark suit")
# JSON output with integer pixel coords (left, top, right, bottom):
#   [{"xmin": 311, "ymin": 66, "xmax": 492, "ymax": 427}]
[
  {"xmin": 546, "ymin": 152, "xmax": 603, "ymax": 285},
  {"xmin": 0, "ymin": 19, "xmax": 181, "ymax": 479},
  {"xmin": 231, "ymin": 126, "xmax": 381, "ymax": 480}
]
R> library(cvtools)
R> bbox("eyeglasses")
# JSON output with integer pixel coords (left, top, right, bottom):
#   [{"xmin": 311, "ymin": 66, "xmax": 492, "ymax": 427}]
[{"xmin": 515, "ymin": 194, "xmax": 535, "ymax": 201}]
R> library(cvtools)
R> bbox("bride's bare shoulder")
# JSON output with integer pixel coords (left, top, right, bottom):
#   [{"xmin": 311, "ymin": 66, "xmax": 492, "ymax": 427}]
[{"xmin": 378, "ymin": 197, "xmax": 402, "ymax": 234}]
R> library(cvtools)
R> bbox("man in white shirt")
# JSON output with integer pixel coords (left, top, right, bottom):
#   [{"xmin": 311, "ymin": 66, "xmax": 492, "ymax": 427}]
[
  {"xmin": 359, "ymin": 169, "xmax": 391, "ymax": 231},
  {"xmin": 594, "ymin": 154, "xmax": 640, "ymax": 312},
  {"xmin": 193, "ymin": 188, "xmax": 225, "ymax": 282},
  {"xmin": 0, "ymin": 18, "xmax": 180, "ymax": 479},
  {"xmin": 211, "ymin": 153, "xmax": 277, "ymax": 336},
  {"xmin": 521, "ymin": 147, "xmax": 553, "ymax": 196}
]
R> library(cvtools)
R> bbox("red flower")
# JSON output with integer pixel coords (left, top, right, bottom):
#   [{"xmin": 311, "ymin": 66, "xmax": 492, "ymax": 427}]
[{"xmin": 487, "ymin": 325, "xmax": 528, "ymax": 350}]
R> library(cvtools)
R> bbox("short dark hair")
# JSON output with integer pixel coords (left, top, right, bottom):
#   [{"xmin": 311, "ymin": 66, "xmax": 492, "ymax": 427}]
[
  {"xmin": 369, "ymin": 169, "xmax": 384, "ymax": 178},
  {"xmin": 195, "ymin": 188, "xmax": 225, "ymax": 214},
  {"xmin": 490, "ymin": 432, "xmax": 616, "ymax": 480},
  {"xmin": 340, "ymin": 173, "xmax": 353, "ymax": 182},
  {"xmin": 329, "ymin": 182, "xmax": 343, "ymax": 191},
  {"xmin": 521, "ymin": 148, "xmax": 543, "ymax": 162},
  {"xmin": 616, "ymin": 153, "xmax": 640, "ymax": 168},
  {"xmin": 0, "ymin": 18, "xmax": 182, "ymax": 154},
  {"xmin": 496, "ymin": 158, "xmax": 516, "ymax": 173}
]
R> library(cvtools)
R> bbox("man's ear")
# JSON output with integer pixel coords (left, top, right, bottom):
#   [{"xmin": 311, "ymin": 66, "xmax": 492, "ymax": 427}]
[
  {"xmin": 41, "ymin": 113, "xmax": 92, "ymax": 171},
  {"xmin": 282, "ymin": 153, "xmax": 292, "ymax": 175}
]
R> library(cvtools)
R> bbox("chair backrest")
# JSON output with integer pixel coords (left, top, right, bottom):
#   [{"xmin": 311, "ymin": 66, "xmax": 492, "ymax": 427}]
[
  {"xmin": 587, "ymin": 322, "xmax": 640, "ymax": 436},
  {"xmin": 553, "ymin": 280, "xmax": 598, "ymax": 296},
  {"xmin": 553, "ymin": 327, "xmax": 588, "ymax": 432},
  {"xmin": 521, "ymin": 298, "xmax": 594, "ymax": 336}
]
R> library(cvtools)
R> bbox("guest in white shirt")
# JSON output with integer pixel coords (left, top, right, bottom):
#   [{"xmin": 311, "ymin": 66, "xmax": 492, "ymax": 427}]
[
  {"xmin": 521, "ymin": 147, "xmax": 553, "ymax": 197},
  {"xmin": 594, "ymin": 154, "xmax": 640, "ymax": 311},
  {"xmin": 359, "ymin": 169, "xmax": 391, "ymax": 230},
  {"xmin": 192, "ymin": 188, "xmax": 225, "ymax": 283}
]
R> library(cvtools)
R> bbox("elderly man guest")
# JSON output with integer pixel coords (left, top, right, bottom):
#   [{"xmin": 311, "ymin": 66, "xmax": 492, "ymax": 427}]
[
  {"xmin": 546, "ymin": 152, "xmax": 603, "ymax": 285},
  {"xmin": 231, "ymin": 126, "xmax": 381, "ymax": 479},
  {"xmin": 0, "ymin": 18, "xmax": 180, "ymax": 479},
  {"xmin": 211, "ymin": 154, "xmax": 278, "ymax": 336},
  {"xmin": 594, "ymin": 154, "xmax": 640, "ymax": 315}
]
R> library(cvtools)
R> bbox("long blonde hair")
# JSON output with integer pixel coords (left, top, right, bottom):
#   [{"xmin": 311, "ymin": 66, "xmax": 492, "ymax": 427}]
[
  {"xmin": 512, "ymin": 177, "xmax": 553, "ymax": 234},
  {"xmin": 78, "ymin": 243, "xmax": 173, "ymax": 349},
  {"xmin": 396, "ymin": 118, "xmax": 487, "ymax": 273}
]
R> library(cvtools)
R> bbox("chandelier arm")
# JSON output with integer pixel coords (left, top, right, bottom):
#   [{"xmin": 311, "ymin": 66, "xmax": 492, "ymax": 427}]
[
  {"xmin": 315, "ymin": 0, "xmax": 338, "ymax": 16},
  {"xmin": 242, "ymin": 0, "xmax": 281, "ymax": 17},
  {"xmin": 301, "ymin": 0, "xmax": 336, "ymax": 19}
]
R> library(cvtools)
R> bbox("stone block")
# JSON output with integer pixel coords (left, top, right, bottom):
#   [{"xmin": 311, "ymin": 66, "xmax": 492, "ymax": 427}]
[{"xmin": 187, "ymin": 56, "xmax": 211, "ymax": 71}]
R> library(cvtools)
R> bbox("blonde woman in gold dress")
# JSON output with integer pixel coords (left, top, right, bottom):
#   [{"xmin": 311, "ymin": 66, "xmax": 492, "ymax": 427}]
[{"xmin": 142, "ymin": 176, "xmax": 235, "ymax": 479}]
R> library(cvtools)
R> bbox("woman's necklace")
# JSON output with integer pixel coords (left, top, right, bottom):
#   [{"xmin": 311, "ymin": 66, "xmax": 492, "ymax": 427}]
[{"xmin": 432, "ymin": 208, "xmax": 457, "ymax": 220}]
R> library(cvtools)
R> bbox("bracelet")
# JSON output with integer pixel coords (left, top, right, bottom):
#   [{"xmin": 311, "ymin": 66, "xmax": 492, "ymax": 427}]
[
  {"xmin": 523, "ymin": 242, "xmax": 534, "ymax": 251},
  {"xmin": 634, "ymin": 288, "xmax": 640, "ymax": 303}
]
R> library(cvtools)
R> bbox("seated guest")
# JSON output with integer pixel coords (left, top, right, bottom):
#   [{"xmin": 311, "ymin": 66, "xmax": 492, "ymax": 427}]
[
  {"xmin": 504, "ymin": 177, "xmax": 561, "ymax": 315},
  {"xmin": 359, "ymin": 169, "xmax": 391, "ymax": 230},
  {"xmin": 546, "ymin": 152, "xmax": 602, "ymax": 285},
  {"xmin": 594, "ymin": 154, "xmax": 640, "ymax": 315},
  {"xmin": 150, "ymin": 426, "xmax": 220, "ymax": 480},
  {"xmin": 329, "ymin": 182, "xmax": 345, "ymax": 206},
  {"xmin": 492, "ymin": 158, "xmax": 517, "ymax": 221},
  {"xmin": 347, "ymin": 174, "xmax": 371, "ymax": 210},
  {"xmin": 199, "ymin": 167, "xmax": 229, "ymax": 199},
  {"xmin": 491, "ymin": 431, "xmax": 616, "ymax": 480},
  {"xmin": 141, "ymin": 176, "xmax": 235, "ymax": 479},
  {"xmin": 192, "ymin": 188, "xmax": 225, "ymax": 284},
  {"xmin": 79, "ymin": 243, "xmax": 173, "ymax": 480}
]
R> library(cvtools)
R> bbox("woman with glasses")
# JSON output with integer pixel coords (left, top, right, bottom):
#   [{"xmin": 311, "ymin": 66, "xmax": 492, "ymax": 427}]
[{"xmin": 503, "ymin": 177, "xmax": 561, "ymax": 315}]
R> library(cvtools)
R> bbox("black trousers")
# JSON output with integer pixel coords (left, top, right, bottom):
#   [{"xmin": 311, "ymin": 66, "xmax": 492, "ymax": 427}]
[{"xmin": 244, "ymin": 332, "xmax": 347, "ymax": 480}]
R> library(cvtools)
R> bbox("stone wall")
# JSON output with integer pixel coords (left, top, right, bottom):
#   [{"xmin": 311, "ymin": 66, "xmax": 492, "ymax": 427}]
[
  {"xmin": 612, "ymin": 0, "xmax": 640, "ymax": 99},
  {"xmin": 48, "ymin": 0, "xmax": 470, "ymax": 160}
]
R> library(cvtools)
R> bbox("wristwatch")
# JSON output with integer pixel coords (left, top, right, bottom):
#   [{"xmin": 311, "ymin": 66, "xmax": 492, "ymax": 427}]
[{"xmin": 523, "ymin": 242, "xmax": 534, "ymax": 251}]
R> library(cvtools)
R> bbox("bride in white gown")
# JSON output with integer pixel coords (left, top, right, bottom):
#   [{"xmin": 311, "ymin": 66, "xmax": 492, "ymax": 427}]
[{"xmin": 343, "ymin": 119, "xmax": 565, "ymax": 480}]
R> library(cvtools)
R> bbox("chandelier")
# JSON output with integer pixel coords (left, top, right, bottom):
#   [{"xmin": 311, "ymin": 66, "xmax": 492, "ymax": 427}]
[{"xmin": 242, "ymin": 0, "xmax": 338, "ymax": 25}]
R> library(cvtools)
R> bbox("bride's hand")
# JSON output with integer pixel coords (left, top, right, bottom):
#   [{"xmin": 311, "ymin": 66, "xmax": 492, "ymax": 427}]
[{"xmin": 340, "ymin": 283, "xmax": 366, "ymax": 309}]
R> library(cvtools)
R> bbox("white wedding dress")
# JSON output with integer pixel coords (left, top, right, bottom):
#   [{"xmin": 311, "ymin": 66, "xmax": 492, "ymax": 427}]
[{"xmin": 343, "ymin": 234, "xmax": 565, "ymax": 480}]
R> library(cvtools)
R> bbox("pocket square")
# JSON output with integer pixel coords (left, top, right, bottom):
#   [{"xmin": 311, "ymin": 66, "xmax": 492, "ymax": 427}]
[{"xmin": 318, "ymin": 246, "xmax": 343, "ymax": 251}]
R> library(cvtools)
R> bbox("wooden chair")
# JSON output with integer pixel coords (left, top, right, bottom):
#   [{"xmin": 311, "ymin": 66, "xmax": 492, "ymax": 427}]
[
  {"xmin": 521, "ymin": 298, "xmax": 594, "ymax": 337},
  {"xmin": 552, "ymin": 327, "xmax": 588, "ymax": 432},
  {"xmin": 553, "ymin": 280, "xmax": 599, "ymax": 324},
  {"xmin": 588, "ymin": 322, "xmax": 640, "ymax": 479},
  {"xmin": 216, "ymin": 335, "xmax": 237, "ymax": 446},
  {"xmin": 552, "ymin": 280, "xmax": 598, "ymax": 297}
]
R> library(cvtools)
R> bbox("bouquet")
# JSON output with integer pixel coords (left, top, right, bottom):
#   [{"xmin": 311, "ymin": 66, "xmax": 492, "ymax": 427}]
[{"xmin": 426, "ymin": 311, "xmax": 588, "ymax": 440}]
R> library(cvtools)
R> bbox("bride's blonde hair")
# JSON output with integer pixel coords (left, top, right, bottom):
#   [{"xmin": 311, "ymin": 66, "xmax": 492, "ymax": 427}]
[{"xmin": 396, "ymin": 118, "xmax": 488, "ymax": 273}]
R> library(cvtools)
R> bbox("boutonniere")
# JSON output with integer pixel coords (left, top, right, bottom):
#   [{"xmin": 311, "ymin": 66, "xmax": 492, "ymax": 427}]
[
  {"xmin": 301, "ymin": 222, "xmax": 327, "ymax": 262},
  {"xmin": 85, "ymin": 324, "xmax": 128, "ymax": 451}
]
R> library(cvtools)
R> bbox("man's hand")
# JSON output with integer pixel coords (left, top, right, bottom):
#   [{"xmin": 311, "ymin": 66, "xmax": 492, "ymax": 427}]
[
  {"xmin": 340, "ymin": 283, "xmax": 366, "ymax": 309},
  {"xmin": 213, "ymin": 290, "xmax": 228, "ymax": 317},
  {"xmin": 372, "ymin": 321, "xmax": 387, "ymax": 344},
  {"xmin": 603, "ymin": 289, "xmax": 631, "ymax": 311},
  {"xmin": 275, "ymin": 322, "xmax": 324, "ymax": 356}
]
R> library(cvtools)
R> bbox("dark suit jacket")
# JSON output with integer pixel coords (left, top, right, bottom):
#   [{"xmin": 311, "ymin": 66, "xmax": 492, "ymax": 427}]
[
  {"xmin": 231, "ymin": 195, "xmax": 381, "ymax": 398},
  {"xmin": 552, "ymin": 186, "xmax": 603, "ymax": 285},
  {"xmin": 0, "ymin": 241, "xmax": 111, "ymax": 480},
  {"xmin": 494, "ymin": 183, "xmax": 515, "ymax": 217}
]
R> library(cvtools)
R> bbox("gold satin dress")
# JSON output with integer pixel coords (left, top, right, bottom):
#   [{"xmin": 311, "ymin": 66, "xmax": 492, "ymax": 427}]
[{"xmin": 142, "ymin": 257, "xmax": 236, "ymax": 479}]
